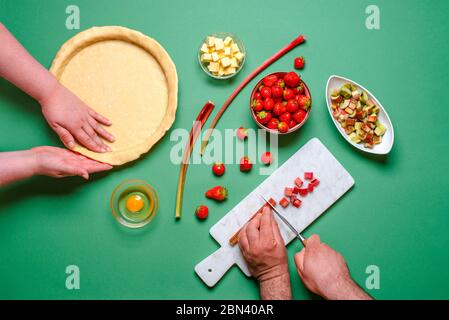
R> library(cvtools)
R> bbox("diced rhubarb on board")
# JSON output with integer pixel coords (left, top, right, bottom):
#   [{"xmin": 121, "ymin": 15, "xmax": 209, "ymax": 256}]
[
  {"xmin": 310, "ymin": 179, "xmax": 320, "ymax": 187},
  {"xmin": 293, "ymin": 187, "xmax": 300, "ymax": 194},
  {"xmin": 284, "ymin": 187, "xmax": 294, "ymax": 197},
  {"xmin": 279, "ymin": 197, "xmax": 289, "ymax": 208},
  {"xmin": 307, "ymin": 183, "xmax": 314, "ymax": 192},
  {"xmin": 293, "ymin": 199, "xmax": 302, "ymax": 208},
  {"xmin": 298, "ymin": 188, "xmax": 308, "ymax": 196},
  {"xmin": 294, "ymin": 177, "xmax": 303, "ymax": 187},
  {"xmin": 268, "ymin": 198, "xmax": 277, "ymax": 207}
]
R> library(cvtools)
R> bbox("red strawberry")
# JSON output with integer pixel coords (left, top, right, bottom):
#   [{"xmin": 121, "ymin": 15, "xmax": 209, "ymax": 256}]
[
  {"xmin": 252, "ymin": 99, "xmax": 263, "ymax": 112},
  {"xmin": 253, "ymin": 92, "xmax": 262, "ymax": 100},
  {"xmin": 260, "ymin": 86, "xmax": 272, "ymax": 98},
  {"xmin": 278, "ymin": 121, "xmax": 289, "ymax": 133},
  {"xmin": 205, "ymin": 186, "xmax": 228, "ymax": 201},
  {"xmin": 271, "ymin": 85, "xmax": 283, "ymax": 98},
  {"xmin": 296, "ymin": 83, "xmax": 304, "ymax": 95},
  {"xmin": 195, "ymin": 205, "xmax": 209, "ymax": 220},
  {"xmin": 256, "ymin": 111, "xmax": 272, "ymax": 124},
  {"xmin": 262, "ymin": 74, "xmax": 278, "ymax": 87},
  {"xmin": 237, "ymin": 126, "xmax": 248, "ymax": 140},
  {"xmin": 279, "ymin": 112, "xmax": 292, "ymax": 124},
  {"xmin": 284, "ymin": 71, "xmax": 301, "ymax": 88},
  {"xmin": 294, "ymin": 56, "xmax": 305, "ymax": 69},
  {"xmin": 212, "ymin": 162, "xmax": 225, "ymax": 176},
  {"xmin": 240, "ymin": 156, "xmax": 253, "ymax": 172},
  {"xmin": 273, "ymin": 102, "xmax": 286, "ymax": 116},
  {"xmin": 288, "ymin": 120, "xmax": 297, "ymax": 129},
  {"xmin": 286, "ymin": 99, "xmax": 299, "ymax": 113},
  {"xmin": 283, "ymin": 88, "xmax": 295, "ymax": 100},
  {"xmin": 297, "ymin": 95, "xmax": 311, "ymax": 110},
  {"xmin": 266, "ymin": 117, "xmax": 279, "ymax": 130},
  {"xmin": 263, "ymin": 97, "xmax": 275, "ymax": 111},
  {"xmin": 275, "ymin": 79, "xmax": 285, "ymax": 88},
  {"xmin": 261, "ymin": 151, "xmax": 273, "ymax": 165},
  {"xmin": 292, "ymin": 109, "xmax": 307, "ymax": 124}
]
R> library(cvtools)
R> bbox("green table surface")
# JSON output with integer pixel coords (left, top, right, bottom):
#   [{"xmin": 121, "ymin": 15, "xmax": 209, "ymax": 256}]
[{"xmin": 0, "ymin": 0, "xmax": 448, "ymax": 300}]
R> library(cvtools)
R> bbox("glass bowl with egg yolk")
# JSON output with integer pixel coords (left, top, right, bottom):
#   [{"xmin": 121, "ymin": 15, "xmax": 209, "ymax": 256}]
[{"xmin": 110, "ymin": 179, "xmax": 158, "ymax": 228}]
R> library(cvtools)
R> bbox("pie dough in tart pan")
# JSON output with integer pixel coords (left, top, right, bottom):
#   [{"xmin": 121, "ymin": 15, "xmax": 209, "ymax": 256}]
[{"xmin": 50, "ymin": 26, "xmax": 178, "ymax": 165}]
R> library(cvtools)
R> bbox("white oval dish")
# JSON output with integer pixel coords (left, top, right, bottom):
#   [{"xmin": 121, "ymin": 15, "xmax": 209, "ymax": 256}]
[{"xmin": 325, "ymin": 75, "xmax": 394, "ymax": 155}]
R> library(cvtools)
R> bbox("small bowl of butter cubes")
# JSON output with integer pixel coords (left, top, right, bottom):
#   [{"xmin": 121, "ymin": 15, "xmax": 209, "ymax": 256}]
[{"xmin": 198, "ymin": 32, "xmax": 246, "ymax": 79}]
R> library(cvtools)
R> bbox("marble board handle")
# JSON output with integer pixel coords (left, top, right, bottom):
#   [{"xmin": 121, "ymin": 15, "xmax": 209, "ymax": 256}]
[{"xmin": 194, "ymin": 247, "xmax": 235, "ymax": 287}]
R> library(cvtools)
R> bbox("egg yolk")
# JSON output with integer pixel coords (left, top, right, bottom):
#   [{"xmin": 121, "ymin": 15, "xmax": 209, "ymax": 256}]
[{"xmin": 126, "ymin": 194, "xmax": 145, "ymax": 213}]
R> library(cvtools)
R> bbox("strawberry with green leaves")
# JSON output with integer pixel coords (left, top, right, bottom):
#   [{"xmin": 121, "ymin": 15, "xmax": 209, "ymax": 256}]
[{"xmin": 205, "ymin": 186, "xmax": 228, "ymax": 201}]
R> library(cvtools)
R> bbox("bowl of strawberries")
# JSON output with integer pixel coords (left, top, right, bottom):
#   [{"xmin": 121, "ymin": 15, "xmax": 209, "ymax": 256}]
[{"xmin": 250, "ymin": 71, "xmax": 312, "ymax": 134}]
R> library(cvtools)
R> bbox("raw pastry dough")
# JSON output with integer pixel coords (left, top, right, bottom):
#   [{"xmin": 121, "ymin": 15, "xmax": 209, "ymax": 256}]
[{"xmin": 50, "ymin": 26, "xmax": 178, "ymax": 165}]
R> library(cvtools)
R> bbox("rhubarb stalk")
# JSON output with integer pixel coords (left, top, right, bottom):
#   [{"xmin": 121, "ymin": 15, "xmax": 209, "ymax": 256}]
[
  {"xmin": 175, "ymin": 101, "xmax": 215, "ymax": 219},
  {"xmin": 200, "ymin": 34, "xmax": 306, "ymax": 155}
]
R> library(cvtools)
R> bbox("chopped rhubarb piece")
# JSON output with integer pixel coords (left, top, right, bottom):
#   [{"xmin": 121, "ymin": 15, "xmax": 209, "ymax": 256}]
[
  {"xmin": 304, "ymin": 172, "xmax": 313, "ymax": 180},
  {"xmin": 294, "ymin": 177, "xmax": 303, "ymax": 187},
  {"xmin": 268, "ymin": 198, "xmax": 277, "ymax": 207},
  {"xmin": 293, "ymin": 187, "xmax": 300, "ymax": 194},
  {"xmin": 290, "ymin": 194, "xmax": 297, "ymax": 203},
  {"xmin": 298, "ymin": 188, "xmax": 308, "ymax": 196},
  {"xmin": 310, "ymin": 178, "xmax": 320, "ymax": 187},
  {"xmin": 279, "ymin": 197, "xmax": 289, "ymax": 208},
  {"xmin": 284, "ymin": 187, "xmax": 294, "ymax": 197},
  {"xmin": 293, "ymin": 198, "xmax": 302, "ymax": 208},
  {"xmin": 307, "ymin": 183, "xmax": 314, "ymax": 192}
]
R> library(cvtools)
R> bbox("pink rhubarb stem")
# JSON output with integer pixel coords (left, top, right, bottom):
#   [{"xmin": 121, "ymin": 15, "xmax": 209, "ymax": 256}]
[{"xmin": 175, "ymin": 101, "xmax": 215, "ymax": 219}]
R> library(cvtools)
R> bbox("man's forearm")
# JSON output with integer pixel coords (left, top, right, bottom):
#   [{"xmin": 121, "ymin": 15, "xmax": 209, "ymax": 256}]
[
  {"xmin": 0, "ymin": 22, "xmax": 59, "ymax": 103},
  {"xmin": 0, "ymin": 150, "xmax": 37, "ymax": 186},
  {"xmin": 259, "ymin": 273, "xmax": 292, "ymax": 300},
  {"xmin": 322, "ymin": 277, "xmax": 372, "ymax": 300}
]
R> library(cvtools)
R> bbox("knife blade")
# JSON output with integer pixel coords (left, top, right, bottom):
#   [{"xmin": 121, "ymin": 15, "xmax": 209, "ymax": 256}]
[{"xmin": 259, "ymin": 194, "xmax": 306, "ymax": 246}]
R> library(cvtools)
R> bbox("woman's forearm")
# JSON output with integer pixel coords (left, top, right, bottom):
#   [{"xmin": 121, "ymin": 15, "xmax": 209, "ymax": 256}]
[
  {"xmin": 0, "ymin": 150, "xmax": 37, "ymax": 186},
  {"xmin": 0, "ymin": 22, "xmax": 59, "ymax": 103}
]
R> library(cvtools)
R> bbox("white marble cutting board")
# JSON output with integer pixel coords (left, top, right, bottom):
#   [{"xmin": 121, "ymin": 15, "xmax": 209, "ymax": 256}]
[{"xmin": 195, "ymin": 138, "xmax": 354, "ymax": 287}]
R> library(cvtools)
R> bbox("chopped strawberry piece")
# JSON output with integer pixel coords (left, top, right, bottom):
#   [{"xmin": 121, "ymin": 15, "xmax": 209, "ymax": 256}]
[
  {"xmin": 293, "ymin": 199, "xmax": 302, "ymax": 208},
  {"xmin": 284, "ymin": 187, "xmax": 294, "ymax": 197},
  {"xmin": 298, "ymin": 188, "xmax": 308, "ymax": 196},
  {"xmin": 268, "ymin": 198, "xmax": 277, "ymax": 207},
  {"xmin": 294, "ymin": 177, "xmax": 303, "ymax": 187},
  {"xmin": 307, "ymin": 183, "xmax": 314, "ymax": 192},
  {"xmin": 310, "ymin": 178, "xmax": 320, "ymax": 187},
  {"xmin": 304, "ymin": 172, "xmax": 313, "ymax": 180},
  {"xmin": 293, "ymin": 187, "xmax": 300, "ymax": 194},
  {"xmin": 279, "ymin": 197, "xmax": 289, "ymax": 208}
]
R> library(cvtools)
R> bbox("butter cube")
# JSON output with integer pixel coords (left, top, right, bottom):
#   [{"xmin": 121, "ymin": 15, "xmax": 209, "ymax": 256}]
[
  {"xmin": 211, "ymin": 52, "xmax": 220, "ymax": 62},
  {"xmin": 224, "ymin": 67, "xmax": 236, "ymax": 75},
  {"xmin": 231, "ymin": 43, "xmax": 240, "ymax": 54},
  {"xmin": 208, "ymin": 62, "xmax": 220, "ymax": 73},
  {"xmin": 218, "ymin": 65, "xmax": 225, "ymax": 76},
  {"xmin": 230, "ymin": 57, "xmax": 239, "ymax": 68},
  {"xmin": 207, "ymin": 36, "xmax": 216, "ymax": 47},
  {"xmin": 214, "ymin": 38, "xmax": 224, "ymax": 51},
  {"xmin": 234, "ymin": 52, "xmax": 244, "ymax": 62},
  {"xmin": 200, "ymin": 43, "xmax": 209, "ymax": 54},
  {"xmin": 221, "ymin": 57, "xmax": 232, "ymax": 68},
  {"xmin": 224, "ymin": 47, "xmax": 231, "ymax": 56},
  {"xmin": 201, "ymin": 53, "xmax": 212, "ymax": 62},
  {"xmin": 224, "ymin": 36, "xmax": 233, "ymax": 46}
]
